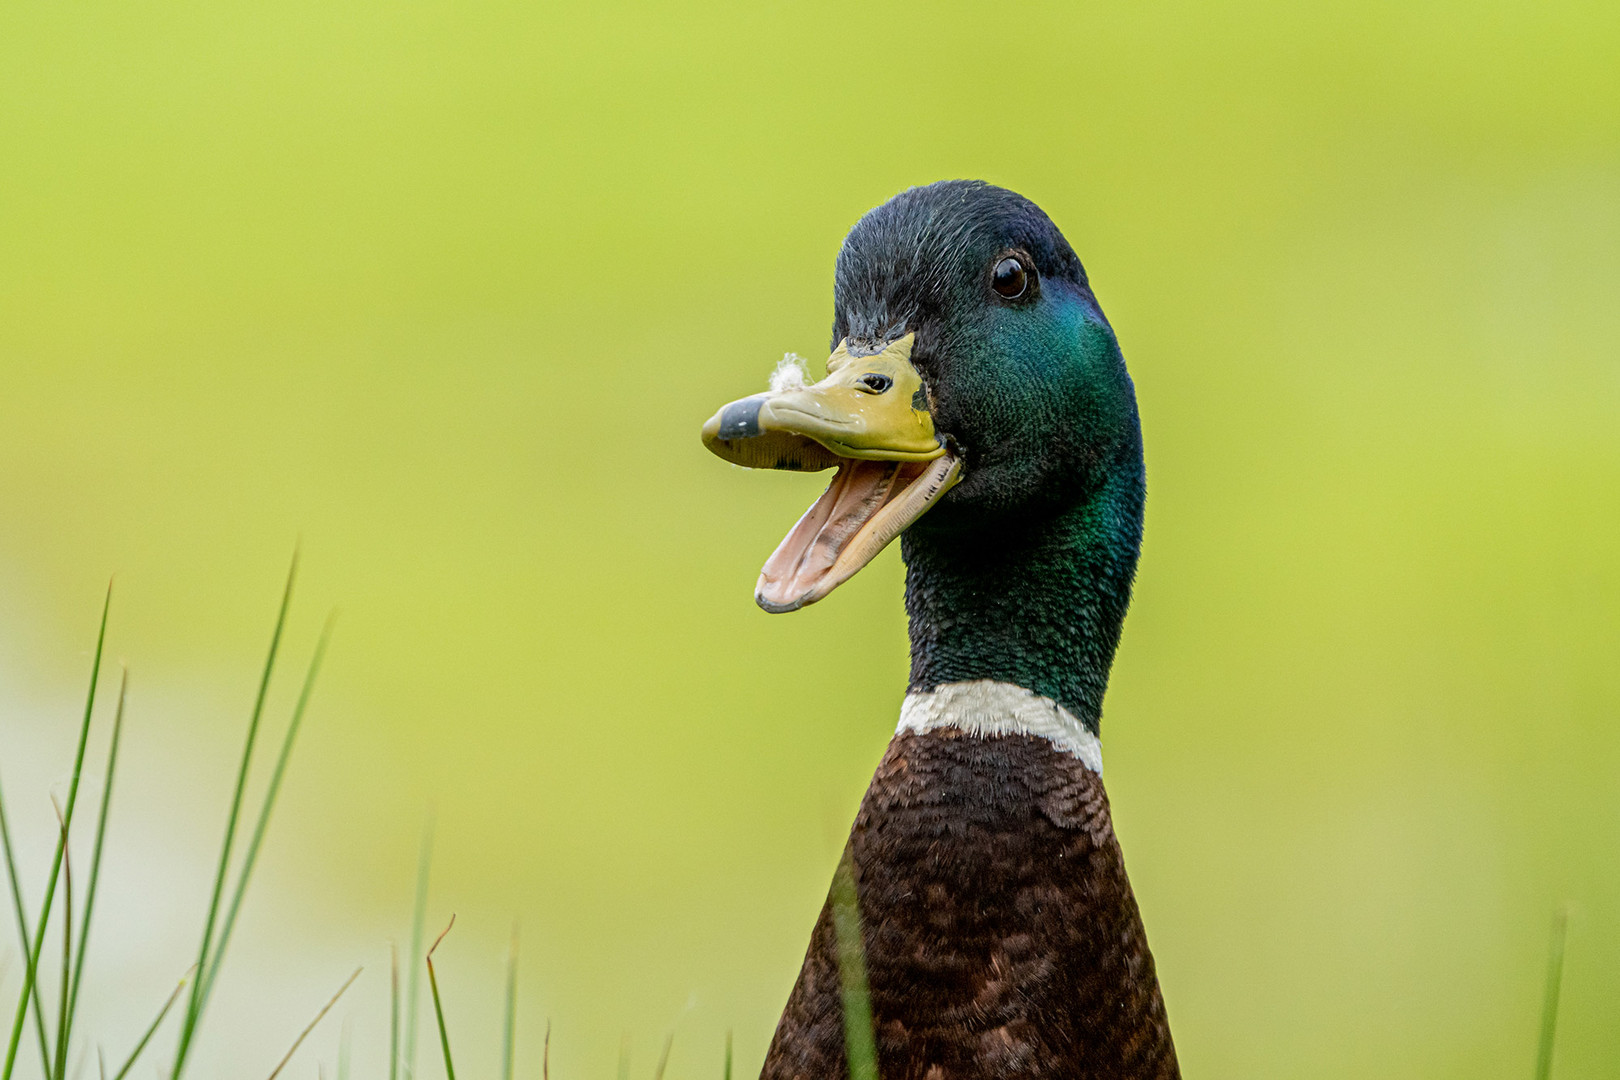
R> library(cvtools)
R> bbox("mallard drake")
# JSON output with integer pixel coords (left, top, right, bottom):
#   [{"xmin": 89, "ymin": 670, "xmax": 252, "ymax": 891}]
[{"xmin": 703, "ymin": 181, "xmax": 1177, "ymax": 1080}]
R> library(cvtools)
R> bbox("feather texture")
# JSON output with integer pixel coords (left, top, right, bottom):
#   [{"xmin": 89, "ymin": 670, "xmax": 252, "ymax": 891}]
[{"xmin": 763, "ymin": 728, "xmax": 1177, "ymax": 1080}]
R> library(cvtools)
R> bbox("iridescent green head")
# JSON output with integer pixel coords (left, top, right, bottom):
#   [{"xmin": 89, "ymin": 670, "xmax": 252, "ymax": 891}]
[
  {"xmin": 833, "ymin": 180, "xmax": 1141, "ymax": 536},
  {"xmin": 704, "ymin": 180, "xmax": 1144, "ymax": 728}
]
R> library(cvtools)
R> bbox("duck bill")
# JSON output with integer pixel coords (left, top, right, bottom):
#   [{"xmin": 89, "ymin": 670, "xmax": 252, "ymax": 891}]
[{"xmin": 701, "ymin": 333, "xmax": 963, "ymax": 612}]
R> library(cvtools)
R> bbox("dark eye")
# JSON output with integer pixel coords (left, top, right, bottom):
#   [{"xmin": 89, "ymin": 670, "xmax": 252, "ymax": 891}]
[
  {"xmin": 857, "ymin": 372, "xmax": 893, "ymax": 394},
  {"xmin": 991, "ymin": 256, "xmax": 1028, "ymax": 299}
]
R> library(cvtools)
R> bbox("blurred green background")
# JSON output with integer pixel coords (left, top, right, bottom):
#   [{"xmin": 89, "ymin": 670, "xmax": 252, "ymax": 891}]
[{"xmin": 1, "ymin": 0, "xmax": 1617, "ymax": 1076}]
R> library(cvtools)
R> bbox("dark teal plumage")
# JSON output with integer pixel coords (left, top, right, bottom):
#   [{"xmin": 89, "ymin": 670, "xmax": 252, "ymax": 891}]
[{"xmin": 834, "ymin": 181, "xmax": 1145, "ymax": 732}]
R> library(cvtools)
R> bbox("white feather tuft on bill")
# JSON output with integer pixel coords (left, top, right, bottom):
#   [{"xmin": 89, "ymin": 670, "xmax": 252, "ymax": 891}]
[{"xmin": 770, "ymin": 353, "xmax": 811, "ymax": 393}]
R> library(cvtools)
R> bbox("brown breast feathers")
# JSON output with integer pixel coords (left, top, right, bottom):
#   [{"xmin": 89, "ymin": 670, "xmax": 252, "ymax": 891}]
[{"xmin": 761, "ymin": 727, "xmax": 1178, "ymax": 1080}]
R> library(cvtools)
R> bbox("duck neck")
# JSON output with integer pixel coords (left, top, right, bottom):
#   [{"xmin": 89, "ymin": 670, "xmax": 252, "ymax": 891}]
[{"xmin": 900, "ymin": 444, "xmax": 1145, "ymax": 735}]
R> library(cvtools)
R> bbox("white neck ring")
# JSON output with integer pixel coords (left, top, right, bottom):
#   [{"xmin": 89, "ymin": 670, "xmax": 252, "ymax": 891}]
[{"xmin": 896, "ymin": 679, "xmax": 1103, "ymax": 776}]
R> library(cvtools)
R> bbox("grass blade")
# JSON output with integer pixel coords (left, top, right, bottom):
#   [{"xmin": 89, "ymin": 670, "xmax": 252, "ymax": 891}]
[
  {"xmin": 653, "ymin": 1033, "xmax": 674, "ymax": 1080},
  {"xmin": 616, "ymin": 1035, "xmax": 629, "ymax": 1080},
  {"xmin": 0, "ymin": 771, "xmax": 52, "ymax": 1071},
  {"xmin": 501, "ymin": 924, "xmax": 518, "ymax": 1080},
  {"xmin": 67, "ymin": 669, "xmax": 129, "ymax": 1036},
  {"xmin": 336, "ymin": 1017, "xmax": 352, "ymax": 1080},
  {"xmin": 404, "ymin": 815, "xmax": 433, "ymax": 1080},
  {"xmin": 723, "ymin": 1031, "xmax": 732, "ymax": 1080},
  {"xmin": 264, "ymin": 967, "xmax": 361, "ymax": 1080},
  {"xmin": 424, "ymin": 917, "xmax": 456, "ymax": 1080},
  {"xmin": 1534, "ymin": 907, "xmax": 1569, "ymax": 1080},
  {"xmin": 112, "ymin": 969, "xmax": 191, "ymax": 1080},
  {"xmin": 830, "ymin": 847, "xmax": 878, "ymax": 1080},
  {"xmin": 389, "ymin": 943, "xmax": 400, "ymax": 1080},
  {"xmin": 200, "ymin": 615, "xmax": 334, "ymax": 1005},
  {"xmin": 172, "ymin": 554, "xmax": 297, "ymax": 1078},
  {"xmin": 542, "ymin": 1021, "xmax": 550, "ymax": 1080},
  {"xmin": 51, "ymin": 801, "xmax": 73, "ymax": 1080},
  {"xmin": 3, "ymin": 579, "xmax": 111, "ymax": 1080}
]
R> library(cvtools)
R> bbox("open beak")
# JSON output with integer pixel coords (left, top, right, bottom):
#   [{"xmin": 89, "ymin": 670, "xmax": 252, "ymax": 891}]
[{"xmin": 701, "ymin": 333, "xmax": 962, "ymax": 612}]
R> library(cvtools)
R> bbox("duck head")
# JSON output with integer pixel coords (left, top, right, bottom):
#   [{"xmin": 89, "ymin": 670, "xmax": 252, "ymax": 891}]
[{"xmin": 704, "ymin": 179, "xmax": 1142, "ymax": 615}]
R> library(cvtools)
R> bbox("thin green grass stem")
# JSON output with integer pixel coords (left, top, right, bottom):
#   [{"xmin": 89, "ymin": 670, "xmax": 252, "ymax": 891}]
[
  {"xmin": 389, "ymin": 943, "xmax": 400, "ymax": 1080},
  {"xmin": 653, "ymin": 1033, "xmax": 673, "ymax": 1080},
  {"xmin": 723, "ymin": 1031, "xmax": 732, "ymax": 1080},
  {"xmin": 501, "ymin": 924, "xmax": 518, "ymax": 1080},
  {"xmin": 52, "ymin": 802, "xmax": 74, "ymax": 1080},
  {"xmin": 3, "ymin": 581, "xmax": 111, "ymax": 1080},
  {"xmin": 172, "ymin": 554, "xmax": 297, "ymax": 1079},
  {"xmin": 404, "ymin": 816, "xmax": 434, "ymax": 1080},
  {"xmin": 616, "ymin": 1036, "xmax": 629, "ymax": 1080},
  {"xmin": 112, "ymin": 969, "xmax": 191, "ymax": 1080},
  {"xmin": 425, "ymin": 918, "xmax": 456, "ymax": 1080},
  {"xmin": 830, "ymin": 848, "xmax": 878, "ymax": 1080},
  {"xmin": 264, "ymin": 967, "xmax": 360, "ymax": 1080},
  {"xmin": 200, "ymin": 616, "xmax": 334, "ymax": 1005},
  {"xmin": 336, "ymin": 1018, "xmax": 352, "ymax": 1080},
  {"xmin": 0, "ymin": 772, "xmax": 52, "ymax": 1070},
  {"xmin": 1534, "ymin": 907, "xmax": 1569, "ymax": 1080},
  {"xmin": 67, "ymin": 669, "xmax": 129, "ymax": 1035}
]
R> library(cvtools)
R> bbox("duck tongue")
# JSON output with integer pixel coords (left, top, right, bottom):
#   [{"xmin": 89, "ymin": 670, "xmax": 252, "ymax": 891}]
[{"xmin": 755, "ymin": 454, "xmax": 959, "ymax": 613}]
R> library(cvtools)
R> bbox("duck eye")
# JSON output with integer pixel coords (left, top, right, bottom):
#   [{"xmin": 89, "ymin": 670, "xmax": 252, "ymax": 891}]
[
  {"xmin": 857, "ymin": 372, "xmax": 893, "ymax": 394},
  {"xmin": 991, "ymin": 256, "xmax": 1028, "ymax": 299}
]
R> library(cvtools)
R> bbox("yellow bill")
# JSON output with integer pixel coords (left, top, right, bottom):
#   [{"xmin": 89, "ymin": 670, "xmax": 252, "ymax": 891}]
[{"xmin": 702, "ymin": 333, "xmax": 963, "ymax": 612}]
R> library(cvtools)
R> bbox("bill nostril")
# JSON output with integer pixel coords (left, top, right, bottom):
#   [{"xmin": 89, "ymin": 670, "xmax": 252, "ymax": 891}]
[{"xmin": 858, "ymin": 373, "xmax": 893, "ymax": 394}]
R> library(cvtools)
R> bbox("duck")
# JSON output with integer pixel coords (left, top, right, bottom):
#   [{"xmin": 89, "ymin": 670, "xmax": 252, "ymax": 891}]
[{"xmin": 702, "ymin": 180, "xmax": 1178, "ymax": 1080}]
